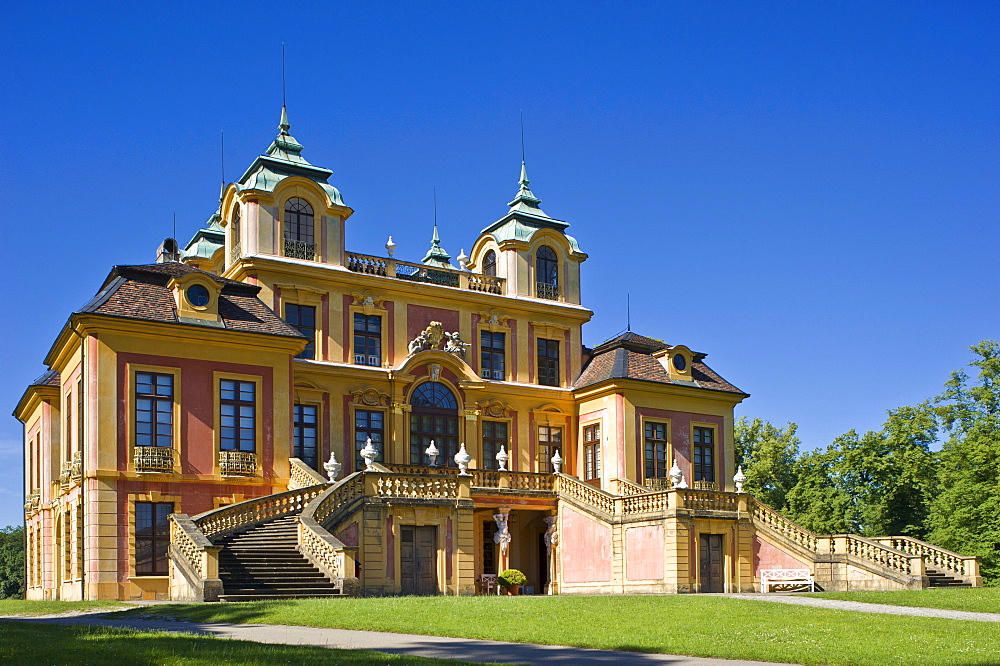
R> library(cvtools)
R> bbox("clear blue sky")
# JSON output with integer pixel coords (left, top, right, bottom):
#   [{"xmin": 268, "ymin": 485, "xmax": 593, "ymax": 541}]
[{"xmin": 1, "ymin": 2, "xmax": 997, "ymax": 526}]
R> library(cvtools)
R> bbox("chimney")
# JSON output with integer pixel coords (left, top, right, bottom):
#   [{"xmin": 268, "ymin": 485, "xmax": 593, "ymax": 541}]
[{"xmin": 156, "ymin": 238, "xmax": 180, "ymax": 263}]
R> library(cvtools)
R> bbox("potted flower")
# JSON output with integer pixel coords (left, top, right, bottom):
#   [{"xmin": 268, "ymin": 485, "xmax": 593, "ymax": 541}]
[{"xmin": 498, "ymin": 568, "xmax": 527, "ymax": 596}]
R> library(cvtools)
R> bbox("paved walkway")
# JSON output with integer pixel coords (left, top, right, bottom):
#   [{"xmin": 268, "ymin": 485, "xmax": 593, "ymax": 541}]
[
  {"xmin": 729, "ymin": 593, "xmax": 1000, "ymax": 623},
  {"xmin": 1, "ymin": 613, "xmax": 782, "ymax": 666}
]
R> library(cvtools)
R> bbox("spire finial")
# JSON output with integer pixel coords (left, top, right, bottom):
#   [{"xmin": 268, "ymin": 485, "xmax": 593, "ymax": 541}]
[{"xmin": 279, "ymin": 105, "xmax": 290, "ymax": 134}]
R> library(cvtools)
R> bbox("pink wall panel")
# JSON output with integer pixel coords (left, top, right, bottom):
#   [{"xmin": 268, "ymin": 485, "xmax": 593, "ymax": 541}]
[
  {"xmin": 753, "ymin": 535, "xmax": 809, "ymax": 574},
  {"xmin": 625, "ymin": 524, "xmax": 664, "ymax": 580},
  {"xmin": 561, "ymin": 507, "xmax": 612, "ymax": 583}
]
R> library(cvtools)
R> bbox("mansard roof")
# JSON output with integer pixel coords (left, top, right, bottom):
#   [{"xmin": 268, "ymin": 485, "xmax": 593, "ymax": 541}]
[
  {"xmin": 182, "ymin": 210, "xmax": 225, "ymax": 261},
  {"xmin": 78, "ymin": 263, "xmax": 304, "ymax": 338},
  {"xmin": 574, "ymin": 331, "xmax": 746, "ymax": 395}
]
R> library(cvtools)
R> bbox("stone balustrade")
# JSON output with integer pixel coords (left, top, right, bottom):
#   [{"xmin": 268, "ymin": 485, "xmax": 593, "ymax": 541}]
[
  {"xmin": 749, "ymin": 499, "xmax": 819, "ymax": 552},
  {"xmin": 613, "ymin": 478, "xmax": 650, "ymax": 496},
  {"xmin": 834, "ymin": 535, "xmax": 921, "ymax": 576},
  {"xmin": 24, "ymin": 493, "xmax": 40, "ymax": 514},
  {"xmin": 556, "ymin": 474, "xmax": 618, "ymax": 516},
  {"xmin": 289, "ymin": 457, "xmax": 327, "ymax": 489},
  {"xmin": 681, "ymin": 489, "xmax": 739, "ymax": 512},
  {"xmin": 373, "ymin": 474, "xmax": 460, "ymax": 499},
  {"xmin": 871, "ymin": 536, "xmax": 980, "ymax": 580},
  {"xmin": 345, "ymin": 251, "xmax": 506, "ymax": 295},
  {"xmin": 193, "ymin": 484, "xmax": 326, "ymax": 540},
  {"xmin": 168, "ymin": 513, "xmax": 222, "ymax": 601}
]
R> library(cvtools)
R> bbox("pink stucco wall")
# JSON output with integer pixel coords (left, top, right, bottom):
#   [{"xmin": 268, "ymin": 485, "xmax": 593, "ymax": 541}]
[
  {"xmin": 753, "ymin": 535, "xmax": 808, "ymax": 574},
  {"xmin": 626, "ymin": 524, "xmax": 664, "ymax": 580},
  {"xmin": 561, "ymin": 507, "xmax": 612, "ymax": 583}
]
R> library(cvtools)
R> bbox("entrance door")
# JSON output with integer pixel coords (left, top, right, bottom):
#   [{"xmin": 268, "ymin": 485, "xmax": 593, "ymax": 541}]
[
  {"xmin": 401, "ymin": 526, "xmax": 438, "ymax": 595},
  {"xmin": 698, "ymin": 534, "xmax": 724, "ymax": 593}
]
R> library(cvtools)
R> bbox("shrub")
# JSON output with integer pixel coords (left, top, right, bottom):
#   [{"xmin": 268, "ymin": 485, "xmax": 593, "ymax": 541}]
[{"xmin": 498, "ymin": 568, "xmax": 526, "ymax": 587}]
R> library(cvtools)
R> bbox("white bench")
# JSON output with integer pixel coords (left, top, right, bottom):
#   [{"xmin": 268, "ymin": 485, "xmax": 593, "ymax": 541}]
[{"xmin": 760, "ymin": 568, "xmax": 815, "ymax": 593}]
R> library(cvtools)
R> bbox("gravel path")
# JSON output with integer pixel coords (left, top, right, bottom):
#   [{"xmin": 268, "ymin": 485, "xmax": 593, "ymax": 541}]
[
  {"xmin": 730, "ymin": 593, "xmax": 1000, "ymax": 622},
  {"xmin": 0, "ymin": 613, "xmax": 787, "ymax": 665}
]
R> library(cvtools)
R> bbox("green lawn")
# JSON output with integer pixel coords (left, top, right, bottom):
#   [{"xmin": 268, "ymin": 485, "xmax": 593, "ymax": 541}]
[
  {"xmin": 0, "ymin": 621, "xmax": 486, "ymax": 665},
  {"xmin": 111, "ymin": 595, "xmax": 1000, "ymax": 666},
  {"xmin": 0, "ymin": 599, "xmax": 128, "ymax": 616},
  {"xmin": 802, "ymin": 587, "xmax": 1000, "ymax": 614}
]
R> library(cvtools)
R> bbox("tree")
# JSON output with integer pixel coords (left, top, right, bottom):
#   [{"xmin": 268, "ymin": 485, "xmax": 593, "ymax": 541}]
[
  {"xmin": 734, "ymin": 417, "xmax": 800, "ymax": 511},
  {"xmin": 926, "ymin": 340, "xmax": 1000, "ymax": 584},
  {"xmin": 783, "ymin": 447, "xmax": 853, "ymax": 534},
  {"xmin": 0, "ymin": 525, "xmax": 24, "ymax": 599}
]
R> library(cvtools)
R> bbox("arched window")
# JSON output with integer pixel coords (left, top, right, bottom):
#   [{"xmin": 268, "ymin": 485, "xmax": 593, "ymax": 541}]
[
  {"xmin": 283, "ymin": 198, "xmax": 315, "ymax": 259},
  {"xmin": 535, "ymin": 245, "xmax": 559, "ymax": 300},
  {"xmin": 410, "ymin": 382, "xmax": 459, "ymax": 466},
  {"xmin": 483, "ymin": 250, "xmax": 497, "ymax": 277}
]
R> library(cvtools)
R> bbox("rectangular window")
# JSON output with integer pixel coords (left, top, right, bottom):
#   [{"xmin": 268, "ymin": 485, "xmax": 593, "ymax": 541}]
[
  {"xmin": 693, "ymin": 426, "xmax": 715, "ymax": 483},
  {"xmin": 537, "ymin": 338, "xmax": 560, "ymax": 387},
  {"xmin": 220, "ymin": 380, "xmax": 256, "ymax": 452},
  {"xmin": 293, "ymin": 404, "xmax": 319, "ymax": 469},
  {"xmin": 77, "ymin": 377, "xmax": 84, "ymax": 454},
  {"xmin": 135, "ymin": 501, "xmax": 173, "ymax": 575},
  {"xmin": 537, "ymin": 426, "xmax": 562, "ymax": 473},
  {"xmin": 482, "ymin": 421, "xmax": 508, "ymax": 470},
  {"xmin": 480, "ymin": 331, "xmax": 505, "ymax": 380},
  {"xmin": 353, "ymin": 314, "xmax": 382, "ymax": 367},
  {"xmin": 583, "ymin": 423, "xmax": 601, "ymax": 481},
  {"xmin": 482, "ymin": 520, "xmax": 497, "ymax": 575},
  {"xmin": 354, "ymin": 409, "xmax": 384, "ymax": 470},
  {"xmin": 286, "ymin": 304, "xmax": 317, "ymax": 360},
  {"xmin": 644, "ymin": 422, "xmax": 668, "ymax": 479},
  {"xmin": 65, "ymin": 391, "xmax": 72, "ymax": 461},
  {"xmin": 135, "ymin": 372, "xmax": 174, "ymax": 448}
]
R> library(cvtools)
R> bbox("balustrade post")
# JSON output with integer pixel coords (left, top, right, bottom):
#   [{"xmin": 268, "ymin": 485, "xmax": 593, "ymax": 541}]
[
  {"xmin": 736, "ymin": 494, "xmax": 749, "ymax": 514},
  {"xmin": 909, "ymin": 555, "xmax": 926, "ymax": 577},
  {"xmin": 613, "ymin": 497, "xmax": 623, "ymax": 516},
  {"xmin": 667, "ymin": 489, "xmax": 685, "ymax": 510},
  {"xmin": 459, "ymin": 273, "xmax": 470, "ymax": 290},
  {"xmin": 457, "ymin": 475, "xmax": 472, "ymax": 499},
  {"xmin": 832, "ymin": 536, "xmax": 848, "ymax": 555},
  {"xmin": 816, "ymin": 536, "xmax": 834, "ymax": 554},
  {"xmin": 386, "ymin": 259, "xmax": 397, "ymax": 278},
  {"xmin": 363, "ymin": 472, "xmax": 380, "ymax": 496},
  {"xmin": 498, "ymin": 471, "xmax": 511, "ymax": 489}
]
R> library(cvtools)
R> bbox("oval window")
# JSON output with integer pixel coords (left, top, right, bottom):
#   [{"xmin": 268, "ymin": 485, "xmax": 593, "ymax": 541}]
[
  {"xmin": 672, "ymin": 353, "xmax": 687, "ymax": 372},
  {"xmin": 187, "ymin": 284, "xmax": 210, "ymax": 308}
]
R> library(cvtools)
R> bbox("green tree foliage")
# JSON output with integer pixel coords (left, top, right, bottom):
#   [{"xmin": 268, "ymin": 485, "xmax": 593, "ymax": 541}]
[
  {"xmin": 783, "ymin": 446, "xmax": 853, "ymax": 534},
  {"xmin": 0, "ymin": 525, "xmax": 25, "ymax": 599},
  {"xmin": 734, "ymin": 417, "xmax": 800, "ymax": 511},
  {"xmin": 926, "ymin": 341, "xmax": 1000, "ymax": 584}
]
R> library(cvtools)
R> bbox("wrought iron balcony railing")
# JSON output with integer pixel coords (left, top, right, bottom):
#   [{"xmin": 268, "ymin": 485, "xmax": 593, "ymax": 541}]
[
  {"xmin": 134, "ymin": 446, "xmax": 175, "ymax": 473},
  {"xmin": 284, "ymin": 238, "xmax": 316, "ymax": 260},
  {"xmin": 535, "ymin": 281, "xmax": 560, "ymax": 300},
  {"xmin": 220, "ymin": 450, "xmax": 258, "ymax": 476},
  {"xmin": 345, "ymin": 252, "xmax": 506, "ymax": 295}
]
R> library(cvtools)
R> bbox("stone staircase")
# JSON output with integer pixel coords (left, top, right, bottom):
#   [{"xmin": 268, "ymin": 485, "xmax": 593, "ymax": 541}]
[
  {"xmin": 217, "ymin": 515, "xmax": 344, "ymax": 601},
  {"xmin": 926, "ymin": 567, "xmax": 973, "ymax": 588}
]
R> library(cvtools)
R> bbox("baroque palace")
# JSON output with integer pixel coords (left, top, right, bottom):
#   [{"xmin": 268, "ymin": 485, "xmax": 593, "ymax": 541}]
[{"xmin": 16, "ymin": 109, "xmax": 980, "ymax": 601}]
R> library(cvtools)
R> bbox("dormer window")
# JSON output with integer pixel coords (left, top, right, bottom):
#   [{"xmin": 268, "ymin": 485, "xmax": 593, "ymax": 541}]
[
  {"xmin": 483, "ymin": 250, "xmax": 497, "ymax": 277},
  {"xmin": 186, "ymin": 284, "xmax": 210, "ymax": 308},
  {"xmin": 536, "ymin": 245, "xmax": 559, "ymax": 300},
  {"xmin": 283, "ymin": 198, "xmax": 315, "ymax": 260}
]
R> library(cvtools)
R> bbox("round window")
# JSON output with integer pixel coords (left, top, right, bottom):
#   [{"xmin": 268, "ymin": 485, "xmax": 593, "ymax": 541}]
[
  {"xmin": 186, "ymin": 284, "xmax": 210, "ymax": 308},
  {"xmin": 672, "ymin": 353, "xmax": 687, "ymax": 372}
]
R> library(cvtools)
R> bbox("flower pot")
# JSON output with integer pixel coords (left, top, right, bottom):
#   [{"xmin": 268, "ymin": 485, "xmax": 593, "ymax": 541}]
[{"xmin": 505, "ymin": 584, "xmax": 521, "ymax": 596}]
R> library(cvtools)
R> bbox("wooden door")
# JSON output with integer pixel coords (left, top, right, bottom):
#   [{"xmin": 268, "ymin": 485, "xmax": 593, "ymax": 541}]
[
  {"xmin": 401, "ymin": 526, "xmax": 438, "ymax": 595},
  {"xmin": 698, "ymin": 534, "xmax": 724, "ymax": 593}
]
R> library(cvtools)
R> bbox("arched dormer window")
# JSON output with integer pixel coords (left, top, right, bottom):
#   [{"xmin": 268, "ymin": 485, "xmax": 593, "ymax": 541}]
[
  {"xmin": 483, "ymin": 250, "xmax": 497, "ymax": 277},
  {"xmin": 536, "ymin": 245, "xmax": 559, "ymax": 300},
  {"xmin": 230, "ymin": 206, "xmax": 241, "ymax": 263},
  {"xmin": 283, "ymin": 198, "xmax": 315, "ymax": 260}
]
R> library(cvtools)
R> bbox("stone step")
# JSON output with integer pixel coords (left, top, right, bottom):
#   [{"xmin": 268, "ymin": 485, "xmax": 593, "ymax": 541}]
[{"xmin": 218, "ymin": 591, "xmax": 345, "ymax": 602}]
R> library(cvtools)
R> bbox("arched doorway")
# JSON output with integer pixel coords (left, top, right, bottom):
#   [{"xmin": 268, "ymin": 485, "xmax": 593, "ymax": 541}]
[{"xmin": 409, "ymin": 382, "xmax": 459, "ymax": 466}]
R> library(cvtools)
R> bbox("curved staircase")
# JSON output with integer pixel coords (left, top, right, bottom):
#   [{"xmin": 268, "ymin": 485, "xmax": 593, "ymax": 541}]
[{"xmin": 217, "ymin": 515, "xmax": 344, "ymax": 601}]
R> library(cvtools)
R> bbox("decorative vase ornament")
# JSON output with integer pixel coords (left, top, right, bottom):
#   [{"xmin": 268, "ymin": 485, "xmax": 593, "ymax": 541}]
[
  {"xmin": 551, "ymin": 449, "xmax": 563, "ymax": 474},
  {"xmin": 425, "ymin": 440, "xmax": 440, "ymax": 467},
  {"xmin": 676, "ymin": 471, "xmax": 689, "ymax": 490},
  {"xmin": 385, "ymin": 235, "xmax": 396, "ymax": 258},
  {"xmin": 669, "ymin": 458, "xmax": 683, "ymax": 488},
  {"xmin": 734, "ymin": 465, "xmax": 747, "ymax": 493},
  {"xmin": 454, "ymin": 443, "xmax": 472, "ymax": 475},
  {"xmin": 360, "ymin": 437, "xmax": 379, "ymax": 471},
  {"xmin": 496, "ymin": 445, "xmax": 509, "ymax": 472},
  {"xmin": 323, "ymin": 450, "xmax": 342, "ymax": 482}
]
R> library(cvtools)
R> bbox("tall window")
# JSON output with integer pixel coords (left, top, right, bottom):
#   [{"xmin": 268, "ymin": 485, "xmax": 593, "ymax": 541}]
[
  {"xmin": 293, "ymin": 404, "xmax": 318, "ymax": 469},
  {"xmin": 480, "ymin": 331, "xmax": 505, "ymax": 380},
  {"xmin": 283, "ymin": 197, "xmax": 315, "ymax": 259},
  {"xmin": 583, "ymin": 423, "xmax": 601, "ymax": 481},
  {"xmin": 483, "ymin": 250, "xmax": 497, "ymax": 277},
  {"xmin": 537, "ymin": 426, "xmax": 562, "ymax": 473},
  {"xmin": 482, "ymin": 421, "xmax": 507, "ymax": 470},
  {"xmin": 644, "ymin": 422, "xmax": 668, "ymax": 479},
  {"xmin": 482, "ymin": 520, "xmax": 497, "ymax": 575},
  {"xmin": 220, "ymin": 380, "xmax": 256, "ymax": 451},
  {"xmin": 410, "ymin": 382, "xmax": 459, "ymax": 465},
  {"xmin": 535, "ymin": 245, "xmax": 559, "ymax": 300},
  {"xmin": 286, "ymin": 304, "xmax": 316, "ymax": 359},
  {"xmin": 77, "ymin": 377, "xmax": 84, "ymax": 453},
  {"xmin": 135, "ymin": 501, "xmax": 173, "ymax": 575},
  {"xmin": 231, "ymin": 206, "xmax": 241, "ymax": 259},
  {"xmin": 354, "ymin": 410, "xmax": 384, "ymax": 470},
  {"xmin": 693, "ymin": 427, "xmax": 715, "ymax": 483},
  {"xmin": 354, "ymin": 314, "xmax": 382, "ymax": 366},
  {"xmin": 65, "ymin": 390, "xmax": 72, "ymax": 461},
  {"xmin": 135, "ymin": 372, "xmax": 173, "ymax": 448},
  {"xmin": 537, "ymin": 339, "xmax": 560, "ymax": 386}
]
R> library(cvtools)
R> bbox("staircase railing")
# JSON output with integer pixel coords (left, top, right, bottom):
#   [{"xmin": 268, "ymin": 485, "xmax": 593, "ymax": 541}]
[
  {"xmin": 193, "ymin": 484, "xmax": 327, "ymax": 540},
  {"xmin": 870, "ymin": 536, "xmax": 980, "ymax": 582},
  {"xmin": 748, "ymin": 499, "xmax": 819, "ymax": 552},
  {"xmin": 298, "ymin": 472, "xmax": 366, "ymax": 595},
  {"xmin": 289, "ymin": 457, "xmax": 328, "ymax": 489},
  {"xmin": 167, "ymin": 514, "xmax": 222, "ymax": 601},
  {"xmin": 556, "ymin": 474, "xmax": 618, "ymax": 517},
  {"xmin": 613, "ymin": 478, "xmax": 650, "ymax": 496}
]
